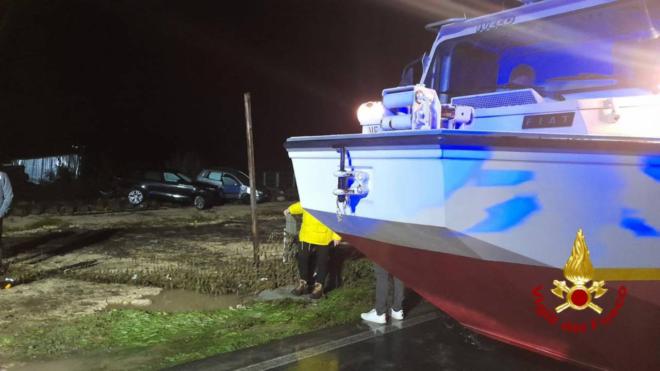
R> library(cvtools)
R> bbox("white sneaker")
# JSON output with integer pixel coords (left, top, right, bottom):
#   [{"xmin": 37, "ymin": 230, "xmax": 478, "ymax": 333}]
[
  {"xmin": 361, "ymin": 309, "xmax": 386, "ymax": 324},
  {"xmin": 390, "ymin": 308, "xmax": 404, "ymax": 321}
]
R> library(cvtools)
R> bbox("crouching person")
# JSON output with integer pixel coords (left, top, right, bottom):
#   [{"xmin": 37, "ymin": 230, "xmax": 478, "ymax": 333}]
[{"xmin": 284, "ymin": 202, "xmax": 341, "ymax": 299}]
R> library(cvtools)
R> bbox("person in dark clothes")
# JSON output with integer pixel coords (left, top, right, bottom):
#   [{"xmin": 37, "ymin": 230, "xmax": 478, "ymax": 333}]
[
  {"xmin": 508, "ymin": 64, "xmax": 536, "ymax": 86},
  {"xmin": 361, "ymin": 264, "xmax": 405, "ymax": 324},
  {"xmin": 0, "ymin": 169, "xmax": 14, "ymax": 275}
]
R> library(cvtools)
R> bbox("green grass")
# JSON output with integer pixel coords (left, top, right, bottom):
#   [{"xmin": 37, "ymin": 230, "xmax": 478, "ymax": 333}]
[{"xmin": 0, "ymin": 281, "xmax": 374, "ymax": 370}]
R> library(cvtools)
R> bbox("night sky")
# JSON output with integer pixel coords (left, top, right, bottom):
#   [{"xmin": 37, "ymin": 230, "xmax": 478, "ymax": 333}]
[{"xmin": 0, "ymin": 0, "xmax": 510, "ymax": 173}]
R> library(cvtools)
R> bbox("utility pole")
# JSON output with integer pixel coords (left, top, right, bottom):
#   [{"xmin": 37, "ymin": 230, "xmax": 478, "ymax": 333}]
[{"xmin": 243, "ymin": 92, "xmax": 259, "ymax": 267}]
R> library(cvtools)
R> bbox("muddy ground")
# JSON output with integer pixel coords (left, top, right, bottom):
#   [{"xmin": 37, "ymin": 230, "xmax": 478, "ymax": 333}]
[
  {"xmin": 4, "ymin": 201, "xmax": 285, "ymax": 235},
  {"xmin": 0, "ymin": 202, "xmax": 304, "ymax": 367}
]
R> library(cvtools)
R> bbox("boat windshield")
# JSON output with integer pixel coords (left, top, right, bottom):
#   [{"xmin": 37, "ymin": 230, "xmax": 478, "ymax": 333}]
[{"xmin": 424, "ymin": 1, "xmax": 660, "ymax": 102}]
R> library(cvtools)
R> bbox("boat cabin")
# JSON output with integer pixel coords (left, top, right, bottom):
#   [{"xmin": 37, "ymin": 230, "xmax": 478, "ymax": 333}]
[{"xmin": 423, "ymin": 0, "xmax": 660, "ymax": 105}]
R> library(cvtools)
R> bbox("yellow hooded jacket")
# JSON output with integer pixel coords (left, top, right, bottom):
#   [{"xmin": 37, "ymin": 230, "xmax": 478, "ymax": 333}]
[{"xmin": 288, "ymin": 202, "xmax": 341, "ymax": 246}]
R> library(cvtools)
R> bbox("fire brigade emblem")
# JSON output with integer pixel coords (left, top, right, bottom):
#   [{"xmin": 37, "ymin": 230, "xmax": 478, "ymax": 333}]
[{"xmin": 551, "ymin": 229, "xmax": 607, "ymax": 314}]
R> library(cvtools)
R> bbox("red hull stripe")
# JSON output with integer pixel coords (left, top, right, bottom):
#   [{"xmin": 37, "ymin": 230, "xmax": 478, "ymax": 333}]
[{"xmin": 346, "ymin": 234, "xmax": 660, "ymax": 371}]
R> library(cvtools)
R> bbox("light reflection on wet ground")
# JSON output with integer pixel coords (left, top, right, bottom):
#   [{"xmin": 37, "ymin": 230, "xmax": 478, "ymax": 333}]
[
  {"xmin": 275, "ymin": 316, "xmax": 581, "ymax": 371},
  {"xmin": 172, "ymin": 303, "xmax": 586, "ymax": 371}
]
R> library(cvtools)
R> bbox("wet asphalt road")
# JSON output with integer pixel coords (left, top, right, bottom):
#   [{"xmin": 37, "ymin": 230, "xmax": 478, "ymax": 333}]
[{"xmin": 171, "ymin": 303, "xmax": 586, "ymax": 371}]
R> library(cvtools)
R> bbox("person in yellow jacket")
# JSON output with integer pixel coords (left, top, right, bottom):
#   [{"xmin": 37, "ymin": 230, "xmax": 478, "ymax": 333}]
[{"xmin": 284, "ymin": 201, "xmax": 341, "ymax": 299}]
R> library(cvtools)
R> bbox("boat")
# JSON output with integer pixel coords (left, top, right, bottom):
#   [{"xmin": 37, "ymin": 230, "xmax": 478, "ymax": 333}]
[{"xmin": 284, "ymin": 0, "xmax": 660, "ymax": 369}]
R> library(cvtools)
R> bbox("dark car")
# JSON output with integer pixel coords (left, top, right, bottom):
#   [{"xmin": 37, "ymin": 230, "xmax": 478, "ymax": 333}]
[
  {"xmin": 196, "ymin": 167, "xmax": 267, "ymax": 203},
  {"xmin": 123, "ymin": 170, "xmax": 218, "ymax": 209}
]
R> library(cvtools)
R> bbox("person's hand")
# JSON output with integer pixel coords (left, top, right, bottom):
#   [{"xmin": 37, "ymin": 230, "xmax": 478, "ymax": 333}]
[
  {"xmin": 333, "ymin": 239, "xmax": 340, "ymax": 247},
  {"xmin": 283, "ymin": 209, "xmax": 290, "ymax": 216}
]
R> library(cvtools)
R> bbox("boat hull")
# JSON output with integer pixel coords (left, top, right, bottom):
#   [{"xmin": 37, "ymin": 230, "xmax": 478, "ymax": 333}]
[
  {"xmin": 347, "ymin": 233, "xmax": 660, "ymax": 371},
  {"xmin": 286, "ymin": 131, "xmax": 660, "ymax": 370}
]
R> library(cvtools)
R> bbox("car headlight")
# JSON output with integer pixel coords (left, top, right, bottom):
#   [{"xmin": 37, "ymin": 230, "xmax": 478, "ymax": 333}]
[{"xmin": 357, "ymin": 101, "xmax": 386, "ymax": 126}]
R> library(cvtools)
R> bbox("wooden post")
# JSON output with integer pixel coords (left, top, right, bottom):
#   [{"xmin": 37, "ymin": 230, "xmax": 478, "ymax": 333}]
[{"xmin": 243, "ymin": 92, "xmax": 259, "ymax": 267}]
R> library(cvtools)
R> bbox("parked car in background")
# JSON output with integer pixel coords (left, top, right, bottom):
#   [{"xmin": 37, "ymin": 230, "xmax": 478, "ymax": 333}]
[
  {"xmin": 196, "ymin": 167, "xmax": 267, "ymax": 203},
  {"xmin": 122, "ymin": 169, "xmax": 219, "ymax": 209}
]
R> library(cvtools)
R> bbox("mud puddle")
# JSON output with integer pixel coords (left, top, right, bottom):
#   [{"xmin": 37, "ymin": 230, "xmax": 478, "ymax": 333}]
[
  {"xmin": 0, "ymin": 278, "xmax": 162, "ymax": 330},
  {"xmin": 108, "ymin": 288, "xmax": 251, "ymax": 312}
]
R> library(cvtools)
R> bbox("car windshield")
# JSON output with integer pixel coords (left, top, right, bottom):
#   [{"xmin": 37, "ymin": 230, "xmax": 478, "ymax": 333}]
[
  {"xmin": 225, "ymin": 170, "xmax": 249, "ymax": 185},
  {"xmin": 177, "ymin": 173, "xmax": 192, "ymax": 182},
  {"xmin": 235, "ymin": 172, "xmax": 250, "ymax": 185}
]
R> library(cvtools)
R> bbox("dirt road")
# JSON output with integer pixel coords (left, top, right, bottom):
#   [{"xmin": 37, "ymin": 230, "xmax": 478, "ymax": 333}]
[
  {"xmin": 0, "ymin": 202, "xmax": 294, "ymax": 361},
  {"xmin": 3, "ymin": 202, "xmax": 288, "ymax": 235}
]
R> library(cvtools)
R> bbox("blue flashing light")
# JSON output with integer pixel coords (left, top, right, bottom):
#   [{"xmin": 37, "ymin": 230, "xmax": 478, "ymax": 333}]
[
  {"xmin": 443, "ymin": 159, "xmax": 486, "ymax": 199},
  {"xmin": 475, "ymin": 170, "xmax": 534, "ymax": 187},
  {"xmin": 467, "ymin": 196, "xmax": 540, "ymax": 233},
  {"xmin": 621, "ymin": 217, "xmax": 660, "ymax": 237},
  {"xmin": 620, "ymin": 208, "xmax": 660, "ymax": 237},
  {"xmin": 642, "ymin": 156, "xmax": 660, "ymax": 182}
]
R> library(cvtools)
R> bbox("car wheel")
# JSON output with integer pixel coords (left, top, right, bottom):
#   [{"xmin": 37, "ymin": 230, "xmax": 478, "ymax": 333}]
[
  {"xmin": 240, "ymin": 194, "xmax": 251, "ymax": 204},
  {"xmin": 128, "ymin": 189, "xmax": 144, "ymax": 205},
  {"xmin": 194, "ymin": 195, "xmax": 207, "ymax": 210}
]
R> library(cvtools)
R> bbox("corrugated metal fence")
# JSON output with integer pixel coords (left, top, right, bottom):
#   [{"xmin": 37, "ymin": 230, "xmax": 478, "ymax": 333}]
[
  {"xmin": 260, "ymin": 170, "xmax": 296, "ymax": 189},
  {"xmin": 11, "ymin": 154, "xmax": 81, "ymax": 184}
]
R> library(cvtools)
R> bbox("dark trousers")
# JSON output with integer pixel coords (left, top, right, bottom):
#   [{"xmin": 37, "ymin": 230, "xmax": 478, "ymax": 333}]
[
  {"xmin": 0, "ymin": 217, "xmax": 4, "ymax": 274},
  {"xmin": 296, "ymin": 242, "xmax": 330, "ymax": 285},
  {"xmin": 374, "ymin": 263, "xmax": 404, "ymax": 315}
]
